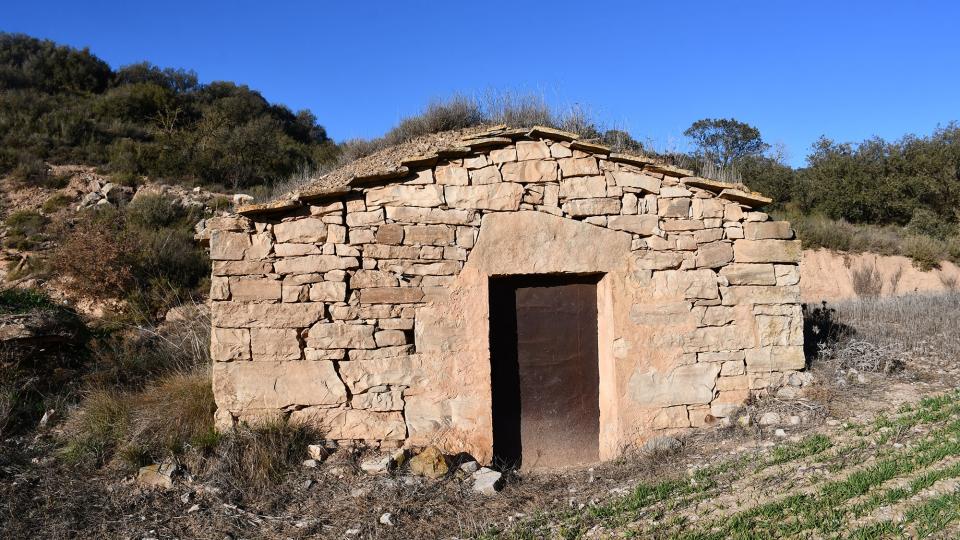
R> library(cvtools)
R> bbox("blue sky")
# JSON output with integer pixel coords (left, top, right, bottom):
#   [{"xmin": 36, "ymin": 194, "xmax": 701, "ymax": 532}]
[{"xmin": 4, "ymin": 1, "xmax": 959, "ymax": 167}]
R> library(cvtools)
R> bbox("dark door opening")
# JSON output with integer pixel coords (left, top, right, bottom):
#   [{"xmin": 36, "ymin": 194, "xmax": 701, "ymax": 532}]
[{"xmin": 489, "ymin": 274, "xmax": 601, "ymax": 469}]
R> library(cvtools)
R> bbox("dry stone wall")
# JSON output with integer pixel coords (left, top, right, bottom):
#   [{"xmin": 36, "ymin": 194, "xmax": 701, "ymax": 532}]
[{"xmin": 209, "ymin": 133, "xmax": 803, "ymax": 460}]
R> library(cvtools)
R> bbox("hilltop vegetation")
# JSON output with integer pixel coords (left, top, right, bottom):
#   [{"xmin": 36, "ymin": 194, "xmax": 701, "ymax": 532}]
[{"xmin": 0, "ymin": 33, "xmax": 336, "ymax": 188}]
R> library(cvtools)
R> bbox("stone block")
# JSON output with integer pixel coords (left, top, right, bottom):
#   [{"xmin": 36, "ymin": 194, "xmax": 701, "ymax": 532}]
[
  {"xmin": 563, "ymin": 197, "xmax": 620, "ymax": 216},
  {"xmin": 212, "ymin": 302, "xmax": 325, "ymax": 328},
  {"xmin": 352, "ymin": 388, "xmax": 405, "ymax": 411},
  {"xmin": 289, "ymin": 408, "xmax": 406, "ymax": 440},
  {"xmin": 628, "ymin": 363, "xmax": 720, "ymax": 407},
  {"xmin": 436, "ymin": 164, "xmax": 469, "ymax": 185},
  {"xmin": 463, "ymin": 154, "xmax": 489, "ymax": 169},
  {"xmin": 213, "ymin": 360, "xmax": 347, "ymax": 409},
  {"xmin": 775, "ymin": 264, "xmax": 801, "ymax": 286},
  {"xmin": 501, "ymin": 160, "xmax": 558, "ymax": 183},
  {"xmin": 652, "ymin": 406, "xmax": 691, "ymax": 429},
  {"xmin": 661, "ymin": 219, "xmax": 705, "ymax": 231},
  {"xmin": 211, "ymin": 327, "xmax": 250, "ymax": 362},
  {"xmin": 309, "ymin": 282, "xmax": 347, "ymax": 302},
  {"xmin": 386, "ymin": 206, "xmax": 478, "ymax": 225},
  {"xmin": 660, "ymin": 185, "xmax": 692, "ymax": 197},
  {"xmin": 694, "ymin": 240, "xmax": 734, "ymax": 269},
  {"xmin": 516, "ymin": 141, "xmax": 550, "ymax": 160},
  {"xmin": 558, "ymin": 157, "xmax": 599, "ymax": 177},
  {"xmin": 559, "ymin": 176, "xmax": 607, "ymax": 199},
  {"xmin": 348, "ymin": 228, "xmax": 375, "ymax": 245},
  {"xmin": 720, "ymin": 263, "xmax": 777, "ymax": 285},
  {"xmin": 338, "ymin": 355, "xmax": 423, "ymax": 393},
  {"xmin": 634, "ymin": 250, "xmax": 684, "ymax": 270},
  {"xmin": 606, "ymin": 215, "xmax": 658, "ymax": 235},
  {"xmin": 682, "ymin": 325, "xmax": 753, "ymax": 352},
  {"xmin": 745, "ymin": 346, "xmax": 805, "ymax": 372},
  {"xmin": 210, "ymin": 231, "xmax": 250, "ymax": 260},
  {"xmin": 274, "ymin": 255, "xmax": 359, "ymax": 274},
  {"xmin": 346, "ymin": 209, "xmax": 385, "ymax": 227},
  {"xmin": 755, "ymin": 313, "xmax": 804, "ymax": 347},
  {"xmin": 275, "ymin": 243, "xmax": 322, "ymax": 256},
  {"xmin": 210, "ymin": 277, "xmax": 230, "ymax": 300},
  {"xmin": 274, "ymin": 218, "xmax": 327, "ymax": 243},
  {"xmin": 611, "ymin": 171, "xmax": 660, "ymax": 193},
  {"xmin": 212, "ymin": 260, "xmax": 273, "ymax": 276},
  {"xmin": 724, "ymin": 204, "xmax": 745, "ymax": 222},
  {"xmin": 659, "ymin": 198, "xmax": 691, "ymax": 218},
  {"xmin": 720, "ymin": 285, "xmax": 801, "ymax": 305},
  {"xmin": 281, "ymin": 284, "xmax": 308, "ymax": 302},
  {"xmin": 489, "ymin": 147, "xmax": 517, "ymax": 163},
  {"xmin": 307, "ymin": 322, "xmax": 376, "ymax": 349},
  {"xmin": 364, "ymin": 244, "xmax": 421, "ymax": 259},
  {"xmin": 350, "ymin": 270, "xmax": 398, "ymax": 288},
  {"xmin": 744, "ymin": 221, "xmax": 794, "ymax": 240},
  {"xmin": 357, "ymin": 287, "xmax": 425, "ymax": 304},
  {"xmin": 365, "ymin": 185, "xmax": 444, "ymax": 207},
  {"xmin": 733, "ymin": 240, "xmax": 801, "ymax": 263},
  {"xmin": 376, "ymin": 224, "xmax": 404, "ymax": 245},
  {"xmin": 375, "ymin": 329, "xmax": 407, "ymax": 347},
  {"xmin": 444, "ymin": 183, "xmax": 523, "ymax": 211},
  {"xmin": 228, "ymin": 277, "xmax": 281, "ymax": 302},
  {"xmin": 250, "ymin": 328, "xmax": 301, "ymax": 361},
  {"xmin": 470, "ymin": 165, "xmax": 502, "ymax": 185}
]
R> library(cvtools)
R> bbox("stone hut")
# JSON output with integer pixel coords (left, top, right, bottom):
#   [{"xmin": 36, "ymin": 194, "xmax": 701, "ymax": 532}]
[{"xmin": 207, "ymin": 125, "xmax": 803, "ymax": 467}]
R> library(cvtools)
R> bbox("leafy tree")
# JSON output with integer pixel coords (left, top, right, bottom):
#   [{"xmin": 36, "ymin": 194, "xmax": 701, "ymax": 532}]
[{"xmin": 684, "ymin": 118, "xmax": 769, "ymax": 167}]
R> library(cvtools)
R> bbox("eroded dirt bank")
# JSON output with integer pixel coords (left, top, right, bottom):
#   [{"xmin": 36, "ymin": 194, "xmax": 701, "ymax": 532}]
[{"xmin": 801, "ymin": 249, "xmax": 960, "ymax": 302}]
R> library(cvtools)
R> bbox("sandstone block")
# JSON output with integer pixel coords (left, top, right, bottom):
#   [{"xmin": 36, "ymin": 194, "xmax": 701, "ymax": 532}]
[
  {"xmin": 692, "ymin": 198, "xmax": 725, "ymax": 219},
  {"xmin": 352, "ymin": 387, "xmax": 405, "ymax": 411},
  {"xmin": 659, "ymin": 198, "xmax": 691, "ymax": 218},
  {"xmin": 470, "ymin": 165, "xmax": 502, "ymax": 185},
  {"xmin": 775, "ymin": 264, "xmax": 801, "ymax": 286},
  {"xmin": 720, "ymin": 263, "xmax": 776, "ymax": 285},
  {"xmin": 436, "ymin": 164, "xmax": 469, "ymax": 185},
  {"xmin": 682, "ymin": 325, "xmax": 753, "ymax": 352},
  {"xmin": 463, "ymin": 154, "xmax": 489, "ymax": 169},
  {"xmin": 559, "ymin": 176, "xmax": 607, "ymax": 199},
  {"xmin": 350, "ymin": 270, "xmax": 398, "ymax": 288},
  {"xmin": 374, "ymin": 329, "xmax": 407, "ymax": 347},
  {"xmin": 309, "ymin": 282, "xmax": 347, "ymax": 302},
  {"xmin": 711, "ymin": 389, "xmax": 750, "ymax": 417},
  {"xmin": 607, "ymin": 215, "xmax": 659, "ymax": 235},
  {"xmin": 289, "ymin": 408, "xmax": 406, "ymax": 440},
  {"xmin": 212, "ymin": 260, "xmax": 273, "ymax": 276},
  {"xmin": 212, "ymin": 302, "xmax": 325, "ymax": 328},
  {"xmin": 516, "ymin": 140, "xmax": 550, "ymax": 160},
  {"xmin": 338, "ymin": 355, "xmax": 423, "ymax": 393},
  {"xmin": 210, "ymin": 276, "xmax": 230, "ymax": 300},
  {"xmin": 211, "ymin": 327, "xmax": 250, "ymax": 361},
  {"xmin": 634, "ymin": 250, "xmax": 684, "ymax": 270},
  {"xmin": 444, "ymin": 183, "xmax": 523, "ymax": 211},
  {"xmin": 386, "ymin": 206, "xmax": 477, "ymax": 225},
  {"xmin": 274, "ymin": 218, "xmax": 327, "ymax": 243},
  {"xmin": 346, "ymin": 209, "xmax": 384, "ymax": 227},
  {"xmin": 720, "ymin": 360, "xmax": 746, "ymax": 376},
  {"xmin": 660, "ymin": 185, "xmax": 692, "ymax": 197},
  {"xmin": 357, "ymin": 287, "xmax": 425, "ymax": 304},
  {"xmin": 628, "ymin": 363, "xmax": 720, "ymax": 407},
  {"xmin": 720, "ymin": 285, "xmax": 801, "ymax": 305},
  {"xmin": 628, "ymin": 301, "xmax": 692, "ymax": 326},
  {"xmin": 563, "ymin": 197, "xmax": 620, "ymax": 216},
  {"xmin": 744, "ymin": 221, "xmax": 794, "ymax": 240},
  {"xmin": 755, "ymin": 314, "xmax": 804, "ymax": 347},
  {"xmin": 746, "ymin": 346, "xmax": 805, "ymax": 372},
  {"xmin": 661, "ymin": 219, "xmax": 704, "ymax": 231},
  {"xmin": 210, "ymin": 231, "xmax": 250, "ymax": 260},
  {"xmin": 611, "ymin": 171, "xmax": 660, "ymax": 193},
  {"xmin": 228, "ymin": 277, "xmax": 282, "ymax": 302},
  {"xmin": 489, "ymin": 147, "xmax": 517, "ymax": 163},
  {"xmin": 365, "ymin": 185, "xmax": 444, "ymax": 207},
  {"xmin": 652, "ymin": 406, "xmax": 691, "ymax": 429},
  {"xmin": 402, "ymin": 224, "xmax": 454, "ymax": 246},
  {"xmin": 501, "ymin": 160, "xmax": 558, "ymax": 183},
  {"xmin": 558, "ymin": 157, "xmax": 599, "ymax": 177},
  {"xmin": 375, "ymin": 224, "xmax": 404, "ymax": 245},
  {"xmin": 724, "ymin": 203, "xmax": 745, "ymax": 222},
  {"xmin": 694, "ymin": 228, "xmax": 724, "ymax": 244},
  {"xmin": 307, "ymin": 322, "xmax": 376, "ymax": 349},
  {"xmin": 695, "ymin": 241, "xmax": 734, "ymax": 269},
  {"xmin": 281, "ymin": 284, "xmax": 308, "ymax": 302},
  {"xmin": 734, "ymin": 240, "xmax": 801, "ymax": 263},
  {"xmin": 274, "ymin": 255, "xmax": 359, "ymax": 274},
  {"xmin": 275, "ymin": 243, "xmax": 321, "ymax": 256},
  {"xmin": 250, "ymin": 328, "xmax": 301, "ymax": 361},
  {"xmin": 213, "ymin": 360, "xmax": 346, "ymax": 409}
]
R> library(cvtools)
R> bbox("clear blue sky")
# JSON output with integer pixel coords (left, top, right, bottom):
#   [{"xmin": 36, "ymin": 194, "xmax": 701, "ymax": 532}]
[{"xmin": 4, "ymin": 1, "xmax": 959, "ymax": 167}]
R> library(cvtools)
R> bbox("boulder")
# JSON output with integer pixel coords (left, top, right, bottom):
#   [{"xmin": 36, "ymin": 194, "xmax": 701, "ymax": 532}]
[
  {"xmin": 408, "ymin": 446, "xmax": 448, "ymax": 479},
  {"xmin": 137, "ymin": 460, "xmax": 179, "ymax": 489},
  {"xmin": 472, "ymin": 467, "xmax": 504, "ymax": 496}
]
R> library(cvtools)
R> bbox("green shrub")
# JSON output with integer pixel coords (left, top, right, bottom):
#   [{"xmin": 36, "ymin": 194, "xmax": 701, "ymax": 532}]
[
  {"xmin": 125, "ymin": 193, "xmax": 192, "ymax": 229},
  {"xmin": 902, "ymin": 235, "xmax": 944, "ymax": 271},
  {"xmin": 0, "ymin": 287, "xmax": 56, "ymax": 314},
  {"xmin": 906, "ymin": 208, "xmax": 955, "ymax": 240},
  {"xmin": 41, "ymin": 193, "xmax": 73, "ymax": 213},
  {"xmin": 3, "ymin": 209, "xmax": 48, "ymax": 249}
]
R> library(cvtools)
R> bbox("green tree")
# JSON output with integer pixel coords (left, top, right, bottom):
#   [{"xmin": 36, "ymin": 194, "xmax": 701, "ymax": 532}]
[{"xmin": 684, "ymin": 118, "xmax": 769, "ymax": 167}]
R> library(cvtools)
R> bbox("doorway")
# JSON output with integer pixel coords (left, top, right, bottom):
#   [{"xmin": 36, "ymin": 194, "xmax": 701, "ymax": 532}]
[{"xmin": 488, "ymin": 274, "xmax": 601, "ymax": 469}]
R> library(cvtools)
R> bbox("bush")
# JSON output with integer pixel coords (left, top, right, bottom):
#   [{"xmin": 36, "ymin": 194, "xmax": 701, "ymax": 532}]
[
  {"xmin": 3, "ymin": 209, "xmax": 48, "ymax": 249},
  {"xmin": 902, "ymin": 235, "xmax": 944, "ymax": 271},
  {"xmin": 50, "ymin": 209, "xmax": 135, "ymax": 297},
  {"xmin": 125, "ymin": 193, "xmax": 192, "ymax": 229},
  {"xmin": 0, "ymin": 287, "xmax": 56, "ymax": 314},
  {"xmin": 40, "ymin": 193, "xmax": 73, "ymax": 213}
]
